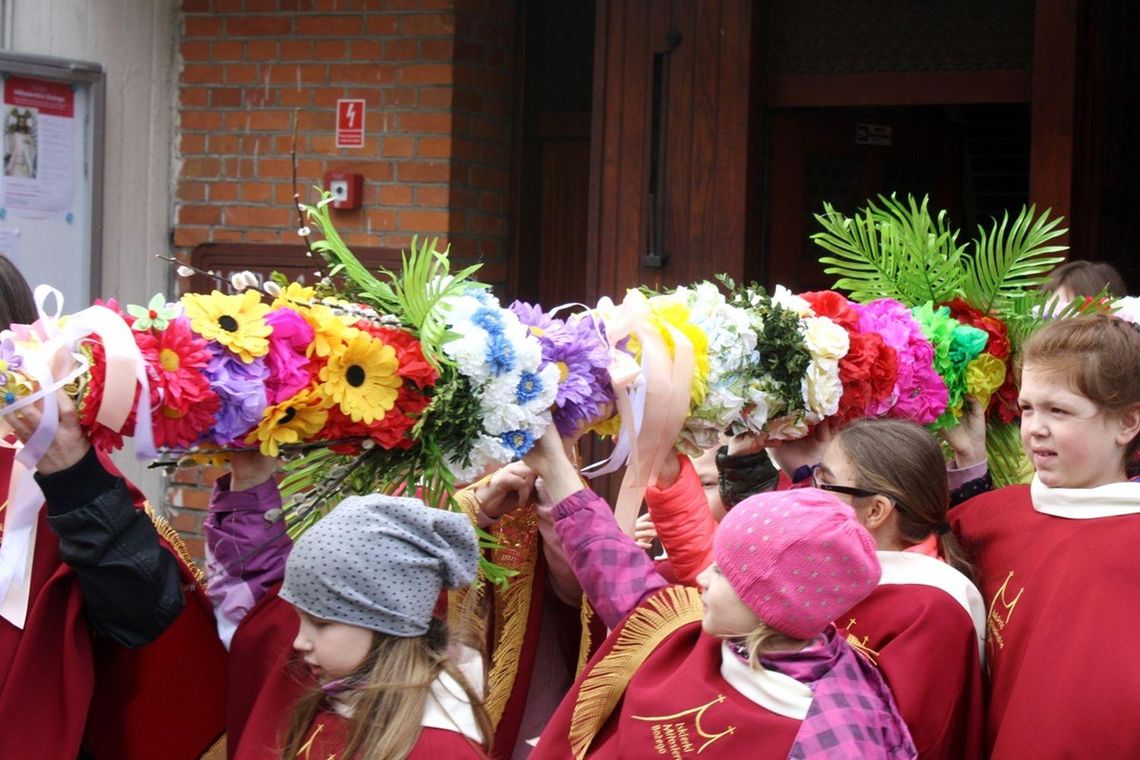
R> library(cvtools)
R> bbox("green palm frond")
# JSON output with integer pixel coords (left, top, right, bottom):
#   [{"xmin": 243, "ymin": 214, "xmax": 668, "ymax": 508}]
[
  {"xmin": 813, "ymin": 194, "xmax": 966, "ymax": 304},
  {"xmin": 304, "ymin": 191, "xmax": 394, "ymax": 306},
  {"xmin": 986, "ymin": 421, "xmax": 1033, "ymax": 487},
  {"xmin": 373, "ymin": 238, "xmax": 487, "ymax": 362},
  {"xmin": 962, "ymin": 206, "xmax": 1068, "ymax": 314}
]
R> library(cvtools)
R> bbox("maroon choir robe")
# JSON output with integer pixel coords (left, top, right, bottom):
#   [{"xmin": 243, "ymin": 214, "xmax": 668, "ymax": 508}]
[
  {"xmin": 532, "ymin": 586, "xmax": 802, "ymax": 760},
  {"xmin": 951, "ymin": 481, "xmax": 1140, "ymax": 758},
  {"xmin": 840, "ymin": 552, "xmax": 985, "ymax": 760},
  {"xmin": 229, "ymin": 586, "xmax": 307, "ymax": 759},
  {"xmin": 0, "ymin": 447, "xmax": 227, "ymax": 759}
]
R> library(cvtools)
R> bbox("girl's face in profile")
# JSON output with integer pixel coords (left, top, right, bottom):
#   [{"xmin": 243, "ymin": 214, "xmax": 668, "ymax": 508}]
[
  {"xmin": 695, "ymin": 563, "xmax": 761, "ymax": 638},
  {"xmin": 292, "ymin": 608, "xmax": 374, "ymax": 683},
  {"xmin": 1018, "ymin": 364, "xmax": 1139, "ymax": 489}
]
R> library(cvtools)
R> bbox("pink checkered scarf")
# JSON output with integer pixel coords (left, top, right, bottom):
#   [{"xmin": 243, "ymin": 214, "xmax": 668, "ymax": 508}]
[{"xmin": 735, "ymin": 625, "xmax": 916, "ymax": 760}]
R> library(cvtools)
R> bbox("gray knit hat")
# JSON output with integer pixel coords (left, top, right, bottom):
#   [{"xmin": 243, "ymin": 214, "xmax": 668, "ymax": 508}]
[{"xmin": 280, "ymin": 494, "xmax": 478, "ymax": 637}]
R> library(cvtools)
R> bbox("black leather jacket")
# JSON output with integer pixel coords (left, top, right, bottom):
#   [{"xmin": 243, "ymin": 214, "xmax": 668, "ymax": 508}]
[{"xmin": 36, "ymin": 447, "xmax": 184, "ymax": 647}]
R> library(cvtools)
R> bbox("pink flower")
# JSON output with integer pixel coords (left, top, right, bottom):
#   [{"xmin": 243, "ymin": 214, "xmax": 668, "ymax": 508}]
[{"xmin": 264, "ymin": 308, "xmax": 316, "ymax": 405}]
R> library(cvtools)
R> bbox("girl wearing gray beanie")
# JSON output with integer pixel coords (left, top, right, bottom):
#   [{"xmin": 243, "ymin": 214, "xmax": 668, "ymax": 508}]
[{"xmin": 271, "ymin": 493, "xmax": 490, "ymax": 760}]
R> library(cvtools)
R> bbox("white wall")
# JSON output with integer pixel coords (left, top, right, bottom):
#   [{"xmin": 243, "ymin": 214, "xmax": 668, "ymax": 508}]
[{"xmin": 6, "ymin": 0, "xmax": 180, "ymax": 499}]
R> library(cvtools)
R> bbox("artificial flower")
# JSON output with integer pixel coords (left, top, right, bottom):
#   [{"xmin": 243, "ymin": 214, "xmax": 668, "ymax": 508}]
[
  {"xmin": 319, "ymin": 331, "xmax": 401, "ymax": 424},
  {"xmin": 127, "ymin": 294, "xmax": 180, "ymax": 332},
  {"xmin": 271, "ymin": 281, "xmax": 317, "ymax": 311},
  {"xmin": 182, "ymin": 290, "xmax": 272, "ymax": 363},
  {"xmin": 300, "ymin": 301, "xmax": 358, "ymax": 359},
  {"xmin": 801, "ymin": 290, "xmax": 860, "ymax": 330},
  {"xmin": 855, "ymin": 298, "xmax": 947, "ymax": 423},
  {"xmin": 965, "ymin": 353, "xmax": 1007, "ymax": 409},
  {"xmin": 246, "ymin": 389, "xmax": 328, "ymax": 456},
  {"xmin": 203, "ymin": 344, "xmax": 269, "ymax": 444},
  {"xmin": 264, "ymin": 308, "xmax": 316, "ymax": 405}
]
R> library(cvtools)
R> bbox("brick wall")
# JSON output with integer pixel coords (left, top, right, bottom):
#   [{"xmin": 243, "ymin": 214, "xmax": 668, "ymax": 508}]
[{"xmin": 169, "ymin": 0, "xmax": 518, "ymax": 559}]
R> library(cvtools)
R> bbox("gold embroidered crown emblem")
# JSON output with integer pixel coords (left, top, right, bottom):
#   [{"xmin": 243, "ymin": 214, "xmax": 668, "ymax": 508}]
[
  {"xmin": 632, "ymin": 693, "xmax": 736, "ymax": 754},
  {"xmin": 843, "ymin": 617, "xmax": 881, "ymax": 666}
]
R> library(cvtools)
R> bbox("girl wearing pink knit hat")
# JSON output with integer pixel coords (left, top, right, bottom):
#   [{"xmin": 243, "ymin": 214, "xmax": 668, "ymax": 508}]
[{"xmin": 522, "ymin": 428, "xmax": 914, "ymax": 760}]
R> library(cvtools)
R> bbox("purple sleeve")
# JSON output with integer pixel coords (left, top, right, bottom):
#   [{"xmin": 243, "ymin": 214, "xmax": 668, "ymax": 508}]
[
  {"xmin": 947, "ymin": 460, "xmax": 988, "ymax": 491},
  {"xmin": 203, "ymin": 474, "xmax": 290, "ymax": 647},
  {"xmin": 552, "ymin": 488, "xmax": 670, "ymax": 629}
]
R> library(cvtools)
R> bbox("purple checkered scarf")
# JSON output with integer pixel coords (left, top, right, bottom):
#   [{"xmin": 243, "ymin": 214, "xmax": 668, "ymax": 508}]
[{"xmin": 739, "ymin": 626, "xmax": 916, "ymax": 760}]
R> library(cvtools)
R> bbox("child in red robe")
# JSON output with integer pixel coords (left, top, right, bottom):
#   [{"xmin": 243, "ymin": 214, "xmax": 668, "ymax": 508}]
[
  {"xmin": 951, "ymin": 314, "xmax": 1140, "ymax": 758},
  {"xmin": 643, "ymin": 418, "xmax": 986, "ymax": 759},
  {"xmin": 522, "ymin": 427, "xmax": 914, "ymax": 759},
  {"xmin": 240, "ymin": 493, "xmax": 490, "ymax": 759}
]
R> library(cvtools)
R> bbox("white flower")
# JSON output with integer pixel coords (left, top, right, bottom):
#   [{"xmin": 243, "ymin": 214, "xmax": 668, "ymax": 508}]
[
  {"xmin": 802, "ymin": 358, "xmax": 842, "ymax": 418},
  {"xmin": 481, "ymin": 373, "xmax": 528, "ymax": 434},
  {"xmin": 525, "ymin": 363, "xmax": 561, "ymax": 414},
  {"xmin": 772, "ymin": 285, "xmax": 812, "ymax": 317},
  {"xmin": 802, "ymin": 316, "xmax": 849, "ymax": 361},
  {"xmin": 442, "ymin": 325, "xmax": 491, "ymax": 379}
]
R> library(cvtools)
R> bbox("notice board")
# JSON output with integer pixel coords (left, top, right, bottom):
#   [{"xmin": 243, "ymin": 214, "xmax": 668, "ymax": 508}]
[{"xmin": 0, "ymin": 51, "xmax": 104, "ymax": 308}]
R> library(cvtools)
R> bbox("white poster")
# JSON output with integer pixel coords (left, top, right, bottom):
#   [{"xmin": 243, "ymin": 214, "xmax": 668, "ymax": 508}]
[
  {"xmin": 2, "ymin": 76, "xmax": 75, "ymax": 213},
  {"xmin": 0, "ymin": 227, "xmax": 18, "ymax": 259}
]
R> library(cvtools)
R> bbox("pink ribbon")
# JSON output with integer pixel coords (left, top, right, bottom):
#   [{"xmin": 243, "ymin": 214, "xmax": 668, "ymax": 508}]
[
  {"xmin": 0, "ymin": 287, "xmax": 154, "ymax": 628},
  {"xmin": 584, "ymin": 291, "xmax": 697, "ymax": 536}
]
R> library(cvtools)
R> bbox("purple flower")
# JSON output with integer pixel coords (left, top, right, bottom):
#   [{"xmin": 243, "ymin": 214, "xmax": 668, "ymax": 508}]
[
  {"xmin": 548, "ymin": 313, "xmax": 615, "ymax": 436},
  {"xmin": 203, "ymin": 342, "xmax": 269, "ymax": 444},
  {"xmin": 264, "ymin": 308, "xmax": 315, "ymax": 405},
  {"xmin": 0, "ymin": 337, "xmax": 24, "ymax": 375},
  {"xmin": 510, "ymin": 301, "xmax": 563, "ymax": 341}
]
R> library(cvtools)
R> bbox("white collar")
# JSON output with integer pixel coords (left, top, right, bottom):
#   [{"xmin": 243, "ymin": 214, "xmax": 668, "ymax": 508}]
[
  {"xmin": 421, "ymin": 644, "xmax": 485, "ymax": 743},
  {"xmin": 718, "ymin": 642, "xmax": 812, "ymax": 720},
  {"xmin": 1030, "ymin": 475, "xmax": 1140, "ymax": 519},
  {"xmin": 876, "ymin": 551, "xmax": 986, "ymax": 661}
]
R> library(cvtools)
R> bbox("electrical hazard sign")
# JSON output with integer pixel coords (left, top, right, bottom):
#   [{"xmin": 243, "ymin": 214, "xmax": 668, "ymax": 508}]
[{"xmin": 336, "ymin": 99, "xmax": 366, "ymax": 149}]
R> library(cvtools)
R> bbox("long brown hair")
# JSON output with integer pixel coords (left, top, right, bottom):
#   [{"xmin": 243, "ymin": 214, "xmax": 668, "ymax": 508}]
[
  {"xmin": 0, "ymin": 254, "xmax": 36, "ymax": 327},
  {"xmin": 280, "ymin": 618, "xmax": 492, "ymax": 760},
  {"xmin": 835, "ymin": 418, "xmax": 975, "ymax": 583}
]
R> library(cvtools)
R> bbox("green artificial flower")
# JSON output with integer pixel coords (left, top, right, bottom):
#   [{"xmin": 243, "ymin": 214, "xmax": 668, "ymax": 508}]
[{"xmin": 127, "ymin": 294, "xmax": 180, "ymax": 332}]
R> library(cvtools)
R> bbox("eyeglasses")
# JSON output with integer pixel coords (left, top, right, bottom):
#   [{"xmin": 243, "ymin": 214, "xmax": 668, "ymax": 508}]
[{"xmin": 810, "ymin": 465, "xmax": 911, "ymax": 515}]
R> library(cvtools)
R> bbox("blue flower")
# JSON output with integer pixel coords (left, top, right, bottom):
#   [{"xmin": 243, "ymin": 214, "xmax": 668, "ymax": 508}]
[
  {"xmin": 500, "ymin": 429, "xmax": 535, "ymax": 457},
  {"xmin": 4, "ymin": 391, "xmax": 14, "ymax": 404},
  {"xmin": 486, "ymin": 333, "xmax": 516, "ymax": 376},
  {"xmin": 515, "ymin": 371, "xmax": 544, "ymax": 404},
  {"xmin": 472, "ymin": 307, "xmax": 504, "ymax": 335}
]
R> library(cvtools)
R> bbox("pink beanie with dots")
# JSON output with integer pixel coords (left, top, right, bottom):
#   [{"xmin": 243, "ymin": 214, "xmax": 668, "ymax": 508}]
[{"xmin": 713, "ymin": 488, "xmax": 880, "ymax": 640}]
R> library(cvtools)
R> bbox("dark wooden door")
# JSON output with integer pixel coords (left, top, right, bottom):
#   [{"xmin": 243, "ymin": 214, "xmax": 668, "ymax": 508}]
[{"xmin": 765, "ymin": 108, "xmax": 965, "ymax": 292}]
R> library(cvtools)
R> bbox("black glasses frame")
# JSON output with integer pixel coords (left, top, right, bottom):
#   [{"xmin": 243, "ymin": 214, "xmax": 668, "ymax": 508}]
[{"xmin": 810, "ymin": 465, "xmax": 911, "ymax": 514}]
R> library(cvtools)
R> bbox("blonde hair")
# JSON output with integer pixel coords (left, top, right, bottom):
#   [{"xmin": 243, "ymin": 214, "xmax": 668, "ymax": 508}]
[
  {"xmin": 279, "ymin": 618, "xmax": 492, "ymax": 760},
  {"xmin": 1019, "ymin": 315, "xmax": 1140, "ymax": 474},
  {"xmin": 835, "ymin": 418, "xmax": 975, "ymax": 584},
  {"xmin": 740, "ymin": 622, "xmax": 807, "ymax": 669}
]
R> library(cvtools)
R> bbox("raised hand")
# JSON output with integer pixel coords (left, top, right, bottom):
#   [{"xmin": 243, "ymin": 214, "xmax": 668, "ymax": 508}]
[{"xmin": 6, "ymin": 390, "xmax": 90, "ymax": 474}]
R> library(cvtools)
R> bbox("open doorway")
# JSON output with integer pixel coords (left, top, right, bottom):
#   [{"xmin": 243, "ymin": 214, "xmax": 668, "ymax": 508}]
[{"xmin": 761, "ymin": 103, "xmax": 1031, "ymax": 292}]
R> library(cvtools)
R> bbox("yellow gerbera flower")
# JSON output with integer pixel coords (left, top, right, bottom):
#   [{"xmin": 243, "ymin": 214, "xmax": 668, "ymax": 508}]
[
  {"xmin": 271, "ymin": 281, "xmax": 316, "ymax": 310},
  {"xmin": 245, "ymin": 390, "xmax": 328, "ymax": 457},
  {"xmin": 303, "ymin": 302, "xmax": 359, "ymax": 358},
  {"xmin": 319, "ymin": 332, "xmax": 401, "ymax": 424},
  {"xmin": 182, "ymin": 290, "xmax": 272, "ymax": 363}
]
